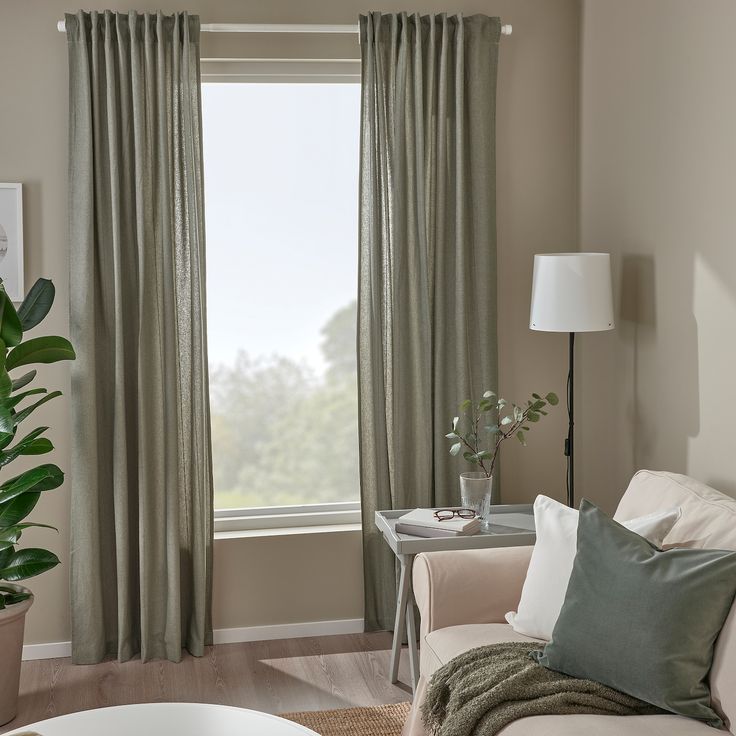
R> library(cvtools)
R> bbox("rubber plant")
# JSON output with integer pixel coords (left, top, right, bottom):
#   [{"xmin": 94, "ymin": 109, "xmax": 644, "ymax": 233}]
[{"xmin": 0, "ymin": 278, "xmax": 75, "ymax": 609}]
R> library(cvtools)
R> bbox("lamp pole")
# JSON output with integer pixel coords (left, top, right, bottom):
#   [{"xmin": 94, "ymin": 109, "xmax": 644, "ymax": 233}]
[{"xmin": 565, "ymin": 332, "xmax": 575, "ymax": 508}]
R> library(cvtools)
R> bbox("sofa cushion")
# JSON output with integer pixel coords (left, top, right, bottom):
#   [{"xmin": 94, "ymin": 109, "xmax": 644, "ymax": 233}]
[
  {"xmin": 614, "ymin": 470, "xmax": 736, "ymax": 730},
  {"xmin": 417, "ymin": 623, "xmax": 718, "ymax": 736},
  {"xmin": 496, "ymin": 713, "xmax": 718, "ymax": 735},
  {"xmin": 422, "ymin": 623, "xmax": 541, "ymax": 678}
]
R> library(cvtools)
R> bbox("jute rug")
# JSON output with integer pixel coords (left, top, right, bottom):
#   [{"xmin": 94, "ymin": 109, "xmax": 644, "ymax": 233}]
[{"xmin": 283, "ymin": 702, "xmax": 411, "ymax": 735}]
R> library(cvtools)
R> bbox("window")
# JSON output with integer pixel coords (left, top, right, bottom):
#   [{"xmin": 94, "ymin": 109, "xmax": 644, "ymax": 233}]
[{"xmin": 201, "ymin": 69, "xmax": 361, "ymax": 524}]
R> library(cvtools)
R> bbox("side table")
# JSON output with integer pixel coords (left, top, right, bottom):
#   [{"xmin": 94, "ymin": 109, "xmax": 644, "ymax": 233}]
[{"xmin": 375, "ymin": 504, "xmax": 535, "ymax": 693}]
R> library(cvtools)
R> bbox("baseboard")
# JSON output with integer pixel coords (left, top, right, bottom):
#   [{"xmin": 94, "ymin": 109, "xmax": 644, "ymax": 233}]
[
  {"xmin": 213, "ymin": 618, "xmax": 364, "ymax": 644},
  {"xmin": 22, "ymin": 618, "xmax": 365, "ymax": 661},
  {"xmin": 23, "ymin": 641, "xmax": 72, "ymax": 660}
]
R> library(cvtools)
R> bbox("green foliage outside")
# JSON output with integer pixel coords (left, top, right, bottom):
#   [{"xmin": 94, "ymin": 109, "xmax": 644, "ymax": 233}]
[{"xmin": 210, "ymin": 300, "xmax": 360, "ymax": 510}]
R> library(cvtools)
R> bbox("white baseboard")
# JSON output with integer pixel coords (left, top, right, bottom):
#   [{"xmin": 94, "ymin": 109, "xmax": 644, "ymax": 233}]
[
  {"xmin": 213, "ymin": 618, "xmax": 364, "ymax": 645},
  {"xmin": 23, "ymin": 641, "xmax": 72, "ymax": 660},
  {"xmin": 22, "ymin": 618, "xmax": 365, "ymax": 661}
]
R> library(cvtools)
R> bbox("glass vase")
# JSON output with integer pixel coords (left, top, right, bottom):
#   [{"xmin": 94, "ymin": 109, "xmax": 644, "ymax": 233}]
[{"xmin": 459, "ymin": 472, "xmax": 493, "ymax": 520}]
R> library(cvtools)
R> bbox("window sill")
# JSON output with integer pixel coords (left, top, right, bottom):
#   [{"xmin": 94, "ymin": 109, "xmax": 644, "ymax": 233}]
[{"xmin": 215, "ymin": 522, "xmax": 362, "ymax": 541}]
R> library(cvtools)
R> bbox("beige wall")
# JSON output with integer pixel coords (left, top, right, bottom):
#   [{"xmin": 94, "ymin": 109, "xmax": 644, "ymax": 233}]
[
  {"xmin": 578, "ymin": 0, "xmax": 736, "ymax": 512},
  {"xmin": 0, "ymin": 0, "xmax": 579, "ymax": 646}
]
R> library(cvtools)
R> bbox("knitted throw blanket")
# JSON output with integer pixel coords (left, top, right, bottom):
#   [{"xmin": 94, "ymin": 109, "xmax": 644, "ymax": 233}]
[{"xmin": 421, "ymin": 642, "xmax": 664, "ymax": 736}]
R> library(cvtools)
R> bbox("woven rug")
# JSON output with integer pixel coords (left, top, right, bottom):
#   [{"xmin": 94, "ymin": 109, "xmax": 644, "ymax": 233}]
[{"xmin": 282, "ymin": 702, "xmax": 411, "ymax": 735}]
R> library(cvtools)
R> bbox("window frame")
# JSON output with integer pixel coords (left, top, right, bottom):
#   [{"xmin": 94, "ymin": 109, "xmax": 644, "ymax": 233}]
[{"xmin": 203, "ymin": 60, "xmax": 362, "ymax": 531}]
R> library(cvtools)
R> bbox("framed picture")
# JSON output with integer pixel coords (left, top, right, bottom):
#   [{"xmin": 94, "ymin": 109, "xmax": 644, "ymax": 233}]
[{"xmin": 0, "ymin": 183, "xmax": 24, "ymax": 303}]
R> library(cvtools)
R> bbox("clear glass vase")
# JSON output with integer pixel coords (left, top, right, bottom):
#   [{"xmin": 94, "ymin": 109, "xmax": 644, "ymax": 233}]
[{"xmin": 459, "ymin": 472, "xmax": 493, "ymax": 523}]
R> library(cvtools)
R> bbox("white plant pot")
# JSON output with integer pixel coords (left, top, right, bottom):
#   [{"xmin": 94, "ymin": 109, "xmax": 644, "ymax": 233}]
[{"xmin": 0, "ymin": 584, "xmax": 33, "ymax": 726}]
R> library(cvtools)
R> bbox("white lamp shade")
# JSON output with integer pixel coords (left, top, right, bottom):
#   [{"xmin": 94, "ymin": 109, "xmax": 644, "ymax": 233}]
[{"xmin": 529, "ymin": 252, "xmax": 614, "ymax": 332}]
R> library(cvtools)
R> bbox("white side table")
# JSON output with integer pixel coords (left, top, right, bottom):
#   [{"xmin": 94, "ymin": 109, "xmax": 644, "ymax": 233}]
[
  {"xmin": 375, "ymin": 504, "xmax": 535, "ymax": 693},
  {"xmin": 5, "ymin": 703, "xmax": 318, "ymax": 736}
]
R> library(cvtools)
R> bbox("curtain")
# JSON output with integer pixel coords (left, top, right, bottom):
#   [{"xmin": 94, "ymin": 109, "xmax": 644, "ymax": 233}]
[
  {"xmin": 66, "ymin": 10, "xmax": 213, "ymax": 663},
  {"xmin": 358, "ymin": 12, "xmax": 500, "ymax": 631}
]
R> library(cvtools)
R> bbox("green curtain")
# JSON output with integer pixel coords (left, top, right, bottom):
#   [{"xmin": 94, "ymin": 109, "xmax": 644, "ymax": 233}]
[
  {"xmin": 358, "ymin": 12, "xmax": 500, "ymax": 631},
  {"xmin": 66, "ymin": 11, "xmax": 213, "ymax": 663}
]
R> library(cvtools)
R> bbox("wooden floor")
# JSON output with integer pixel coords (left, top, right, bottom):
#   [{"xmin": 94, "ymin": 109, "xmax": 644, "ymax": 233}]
[{"xmin": 2, "ymin": 632, "xmax": 412, "ymax": 733}]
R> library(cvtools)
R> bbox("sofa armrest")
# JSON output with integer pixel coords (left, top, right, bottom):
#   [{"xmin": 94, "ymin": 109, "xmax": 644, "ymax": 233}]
[{"xmin": 412, "ymin": 546, "xmax": 533, "ymax": 638}]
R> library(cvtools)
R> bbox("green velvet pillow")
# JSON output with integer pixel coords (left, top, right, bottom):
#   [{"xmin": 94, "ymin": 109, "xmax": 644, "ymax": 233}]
[{"xmin": 532, "ymin": 499, "xmax": 736, "ymax": 728}]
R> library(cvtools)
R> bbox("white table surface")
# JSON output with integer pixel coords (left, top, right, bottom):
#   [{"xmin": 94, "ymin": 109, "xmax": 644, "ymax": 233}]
[{"xmin": 5, "ymin": 703, "xmax": 319, "ymax": 736}]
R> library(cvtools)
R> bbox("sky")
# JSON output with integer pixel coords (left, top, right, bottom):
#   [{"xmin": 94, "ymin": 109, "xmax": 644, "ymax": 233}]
[{"xmin": 201, "ymin": 82, "xmax": 360, "ymax": 374}]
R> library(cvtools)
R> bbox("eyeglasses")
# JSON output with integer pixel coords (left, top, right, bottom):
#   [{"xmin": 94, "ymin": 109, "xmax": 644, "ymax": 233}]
[{"xmin": 434, "ymin": 508, "xmax": 477, "ymax": 521}]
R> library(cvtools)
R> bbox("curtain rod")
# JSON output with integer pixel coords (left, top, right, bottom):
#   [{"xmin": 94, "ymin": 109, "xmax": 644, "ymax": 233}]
[{"xmin": 56, "ymin": 20, "xmax": 513, "ymax": 35}]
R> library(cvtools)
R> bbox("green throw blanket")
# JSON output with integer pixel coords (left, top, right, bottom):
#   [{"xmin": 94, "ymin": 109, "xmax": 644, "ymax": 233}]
[{"xmin": 421, "ymin": 642, "xmax": 664, "ymax": 736}]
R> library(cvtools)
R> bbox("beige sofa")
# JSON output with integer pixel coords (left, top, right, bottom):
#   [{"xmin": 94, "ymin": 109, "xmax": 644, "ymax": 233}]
[{"xmin": 402, "ymin": 470, "xmax": 736, "ymax": 735}]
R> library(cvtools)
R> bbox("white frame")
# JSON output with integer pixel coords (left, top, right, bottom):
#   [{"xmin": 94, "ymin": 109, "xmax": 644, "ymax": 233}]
[
  {"xmin": 0, "ymin": 183, "xmax": 24, "ymax": 303},
  {"xmin": 204, "ymin": 69, "xmax": 362, "ymax": 530}
]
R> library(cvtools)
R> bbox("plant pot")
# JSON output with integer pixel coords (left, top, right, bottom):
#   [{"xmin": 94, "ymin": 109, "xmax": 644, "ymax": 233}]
[
  {"xmin": 0, "ymin": 585, "xmax": 33, "ymax": 726},
  {"xmin": 459, "ymin": 472, "xmax": 493, "ymax": 513}
]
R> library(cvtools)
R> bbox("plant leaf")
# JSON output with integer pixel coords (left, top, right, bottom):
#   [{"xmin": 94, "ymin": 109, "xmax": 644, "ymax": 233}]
[
  {"xmin": 500, "ymin": 416, "xmax": 512, "ymax": 426},
  {"xmin": 0, "ymin": 548, "xmax": 60, "ymax": 581},
  {"xmin": 11, "ymin": 370, "xmax": 37, "ymax": 392},
  {"xmin": 0, "ymin": 523, "xmax": 57, "ymax": 544},
  {"xmin": 517, "ymin": 430, "xmax": 527, "ymax": 445},
  {"xmin": 0, "ymin": 464, "xmax": 64, "ymax": 504},
  {"xmin": 0, "ymin": 370, "xmax": 11, "ymax": 400},
  {"xmin": 17, "ymin": 279, "xmax": 55, "ymax": 332},
  {"xmin": 546, "ymin": 392, "xmax": 559, "ymax": 406},
  {"xmin": 12, "ymin": 391, "xmax": 62, "ymax": 426},
  {"xmin": 0, "ymin": 291, "xmax": 23, "ymax": 348},
  {"xmin": 0, "ymin": 404, "xmax": 12, "ymax": 435},
  {"xmin": 20, "ymin": 438, "xmax": 53, "ymax": 456},
  {"xmin": 459, "ymin": 399, "xmax": 472, "ymax": 412},
  {"xmin": 0, "ymin": 492, "xmax": 40, "ymax": 529},
  {"xmin": 482, "ymin": 390, "xmax": 496, "ymax": 399},
  {"xmin": 450, "ymin": 442, "xmax": 462, "ymax": 456},
  {"xmin": 452, "ymin": 416, "xmax": 459, "ymax": 431},
  {"xmin": 6, "ymin": 336, "xmax": 75, "ymax": 372}
]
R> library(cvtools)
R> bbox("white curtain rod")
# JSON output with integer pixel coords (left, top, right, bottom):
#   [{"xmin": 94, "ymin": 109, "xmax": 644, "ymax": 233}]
[{"xmin": 56, "ymin": 20, "xmax": 513, "ymax": 35}]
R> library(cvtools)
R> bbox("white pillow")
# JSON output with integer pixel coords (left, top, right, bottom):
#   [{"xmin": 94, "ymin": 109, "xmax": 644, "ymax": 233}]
[{"xmin": 505, "ymin": 494, "xmax": 681, "ymax": 641}]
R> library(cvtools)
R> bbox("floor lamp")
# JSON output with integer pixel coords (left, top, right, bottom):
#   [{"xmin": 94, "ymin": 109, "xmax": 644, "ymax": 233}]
[{"xmin": 529, "ymin": 253, "xmax": 615, "ymax": 508}]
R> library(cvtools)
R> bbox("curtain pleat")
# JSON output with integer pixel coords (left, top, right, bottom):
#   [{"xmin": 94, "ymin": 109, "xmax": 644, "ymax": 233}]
[
  {"xmin": 67, "ymin": 10, "xmax": 213, "ymax": 663},
  {"xmin": 358, "ymin": 12, "xmax": 500, "ymax": 631}
]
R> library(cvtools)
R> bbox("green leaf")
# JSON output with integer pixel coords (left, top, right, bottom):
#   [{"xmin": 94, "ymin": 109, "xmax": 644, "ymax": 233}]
[
  {"xmin": 0, "ymin": 547, "xmax": 11, "ymax": 570},
  {"xmin": 20, "ymin": 438, "xmax": 53, "ymax": 455},
  {"xmin": 2, "ymin": 387, "xmax": 47, "ymax": 410},
  {"xmin": 6, "ymin": 336, "xmax": 75, "ymax": 372},
  {"xmin": 0, "ymin": 548, "xmax": 60, "ymax": 581},
  {"xmin": 513, "ymin": 405, "xmax": 523, "ymax": 422},
  {"xmin": 463, "ymin": 451, "xmax": 478, "ymax": 464},
  {"xmin": 500, "ymin": 416, "xmax": 512, "ymax": 426},
  {"xmin": 532, "ymin": 393, "xmax": 541, "ymax": 400},
  {"xmin": 17, "ymin": 279, "xmax": 55, "ymax": 332},
  {"xmin": 1, "ymin": 590, "xmax": 31, "ymax": 605},
  {"xmin": 0, "ymin": 404, "xmax": 12, "ymax": 435},
  {"xmin": 445, "ymin": 432, "xmax": 458, "ymax": 440},
  {"xmin": 450, "ymin": 442, "xmax": 462, "ymax": 456},
  {"xmin": 517, "ymin": 431, "xmax": 527, "ymax": 446},
  {"xmin": 459, "ymin": 399, "xmax": 472, "ymax": 412},
  {"xmin": 527, "ymin": 411, "xmax": 540, "ymax": 422},
  {"xmin": 0, "ymin": 541, "xmax": 13, "ymax": 553},
  {"xmin": 0, "ymin": 523, "xmax": 57, "ymax": 544},
  {"xmin": 482, "ymin": 390, "xmax": 496, "ymax": 399},
  {"xmin": 478, "ymin": 399, "xmax": 493, "ymax": 412},
  {"xmin": 11, "ymin": 370, "xmax": 37, "ymax": 392},
  {"xmin": 476, "ymin": 450, "xmax": 493, "ymax": 460},
  {"xmin": 0, "ymin": 464, "xmax": 64, "ymax": 503},
  {"xmin": 12, "ymin": 391, "xmax": 62, "ymax": 426},
  {"xmin": 484, "ymin": 424, "xmax": 500, "ymax": 434},
  {"xmin": 497, "ymin": 399, "xmax": 507, "ymax": 408},
  {"xmin": 0, "ymin": 492, "xmax": 40, "ymax": 528},
  {"xmin": 0, "ymin": 291, "xmax": 22, "ymax": 348},
  {"xmin": 546, "ymin": 392, "xmax": 559, "ymax": 406},
  {"xmin": 0, "ymin": 371, "xmax": 11, "ymax": 400}
]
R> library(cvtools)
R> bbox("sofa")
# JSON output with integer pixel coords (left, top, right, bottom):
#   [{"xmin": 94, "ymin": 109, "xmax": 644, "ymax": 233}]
[{"xmin": 402, "ymin": 470, "xmax": 736, "ymax": 735}]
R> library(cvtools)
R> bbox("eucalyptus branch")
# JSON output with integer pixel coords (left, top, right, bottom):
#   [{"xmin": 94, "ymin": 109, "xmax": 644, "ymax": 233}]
[{"xmin": 447, "ymin": 390, "xmax": 559, "ymax": 479}]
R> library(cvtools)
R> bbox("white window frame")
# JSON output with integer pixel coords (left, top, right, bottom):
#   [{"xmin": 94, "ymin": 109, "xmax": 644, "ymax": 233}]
[{"xmin": 203, "ymin": 59, "xmax": 362, "ymax": 532}]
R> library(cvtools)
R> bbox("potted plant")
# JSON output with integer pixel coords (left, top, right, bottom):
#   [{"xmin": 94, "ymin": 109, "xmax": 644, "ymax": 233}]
[
  {"xmin": 446, "ymin": 389, "xmax": 558, "ymax": 524},
  {"xmin": 0, "ymin": 278, "xmax": 75, "ymax": 725}
]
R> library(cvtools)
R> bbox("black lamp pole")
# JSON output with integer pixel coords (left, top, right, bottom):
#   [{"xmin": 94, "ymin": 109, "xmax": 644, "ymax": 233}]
[{"xmin": 565, "ymin": 332, "xmax": 575, "ymax": 508}]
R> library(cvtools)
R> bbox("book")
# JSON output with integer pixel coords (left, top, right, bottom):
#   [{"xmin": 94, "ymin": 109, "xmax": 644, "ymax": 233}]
[
  {"xmin": 395, "ymin": 522, "xmax": 479, "ymax": 538},
  {"xmin": 396, "ymin": 508, "xmax": 481, "ymax": 535}
]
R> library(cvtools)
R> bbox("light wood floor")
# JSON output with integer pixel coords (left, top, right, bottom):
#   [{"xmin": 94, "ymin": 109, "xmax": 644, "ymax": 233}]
[{"xmin": 2, "ymin": 633, "xmax": 412, "ymax": 734}]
